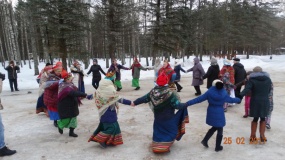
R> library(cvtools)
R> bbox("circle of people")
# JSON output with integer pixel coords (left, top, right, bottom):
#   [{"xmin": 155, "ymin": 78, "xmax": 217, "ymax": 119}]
[{"xmin": 2, "ymin": 57, "xmax": 273, "ymax": 156}]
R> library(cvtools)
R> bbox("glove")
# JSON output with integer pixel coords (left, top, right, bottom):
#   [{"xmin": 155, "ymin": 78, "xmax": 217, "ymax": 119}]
[
  {"xmin": 86, "ymin": 94, "xmax": 93, "ymax": 100},
  {"xmin": 59, "ymin": 79, "xmax": 64, "ymax": 84}
]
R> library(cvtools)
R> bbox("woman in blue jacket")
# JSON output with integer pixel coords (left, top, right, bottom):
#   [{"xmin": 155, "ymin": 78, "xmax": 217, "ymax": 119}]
[{"xmin": 187, "ymin": 79, "xmax": 240, "ymax": 152}]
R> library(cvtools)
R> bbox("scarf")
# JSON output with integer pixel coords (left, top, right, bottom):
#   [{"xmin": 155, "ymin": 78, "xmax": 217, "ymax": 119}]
[
  {"xmin": 58, "ymin": 82, "xmax": 82, "ymax": 105},
  {"xmin": 131, "ymin": 58, "xmax": 141, "ymax": 76},
  {"xmin": 149, "ymin": 86, "xmax": 172, "ymax": 112},
  {"xmin": 94, "ymin": 79, "xmax": 120, "ymax": 117}
]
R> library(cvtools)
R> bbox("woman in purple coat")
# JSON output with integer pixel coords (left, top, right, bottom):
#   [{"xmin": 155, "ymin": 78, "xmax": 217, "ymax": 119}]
[{"xmin": 187, "ymin": 57, "xmax": 205, "ymax": 96}]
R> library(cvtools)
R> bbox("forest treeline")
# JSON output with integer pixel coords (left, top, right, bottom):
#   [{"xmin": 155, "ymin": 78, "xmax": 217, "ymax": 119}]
[{"xmin": 0, "ymin": 0, "xmax": 284, "ymax": 75}]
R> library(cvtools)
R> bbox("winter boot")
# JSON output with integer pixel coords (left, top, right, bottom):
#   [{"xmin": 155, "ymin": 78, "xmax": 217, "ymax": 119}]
[
  {"xmin": 215, "ymin": 135, "xmax": 223, "ymax": 152},
  {"xmin": 117, "ymin": 88, "xmax": 122, "ymax": 91},
  {"xmin": 53, "ymin": 120, "xmax": 58, "ymax": 127},
  {"xmin": 69, "ymin": 128, "xmax": 78, "ymax": 137},
  {"xmin": 99, "ymin": 142, "xmax": 107, "ymax": 148},
  {"xmin": 201, "ymin": 129, "xmax": 216, "ymax": 148},
  {"xmin": 260, "ymin": 121, "xmax": 267, "ymax": 143},
  {"xmin": 266, "ymin": 123, "xmax": 271, "ymax": 129},
  {"xmin": 135, "ymin": 87, "xmax": 140, "ymax": 90},
  {"xmin": 0, "ymin": 146, "xmax": 16, "ymax": 157},
  {"xmin": 58, "ymin": 127, "xmax": 63, "ymax": 134},
  {"xmin": 250, "ymin": 121, "xmax": 258, "ymax": 142}
]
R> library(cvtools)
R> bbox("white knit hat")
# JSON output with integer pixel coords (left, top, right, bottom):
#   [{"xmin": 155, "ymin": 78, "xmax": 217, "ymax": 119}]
[{"xmin": 212, "ymin": 79, "xmax": 223, "ymax": 87}]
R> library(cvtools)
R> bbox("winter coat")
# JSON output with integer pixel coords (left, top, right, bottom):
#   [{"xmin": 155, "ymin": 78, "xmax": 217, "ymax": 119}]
[
  {"xmin": 5, "ymin": 65, "xmax": 20, "ymax": 79},
  {"xmin": 219, "ymin": 65, "xmax": 235, "ymax": 84},
  {"xmin": 174, "ymin": 64, "xmax": 186, "ymax": 81},
  {"xmin": 70, "ymin": 65, "xmax": 85, "ymax": 88},
  {"xmin": 131, "ymin": 66, "xmax": 147, "ymax": 79},
  {"xmin": 186, "ymin": 86, "xmax": 240, "ymax": 127},
  {"xmin": 233, "ymin": 63, "xmax": 247, "ymax": 84},
  {"xmin": 187, "ymin": 58, "xmax": 205, "ymax": 86},
  {"xmin": 203, "ymin": 65, "xmax": 220, "ymax": 89},
  {"xmin": 57, "ymin": 88, "xmax": 87, "ymax": 119},
  {"xmin": 240, "ymin": 72, "xmax": 272, "ymax": 118},
  {"xmin": 107, "ymin": 64, "xmax": 129, "ymax": 81},
  {"xmin": 87, "ymin": 64, "xmax": 106, "ymax": 80}
]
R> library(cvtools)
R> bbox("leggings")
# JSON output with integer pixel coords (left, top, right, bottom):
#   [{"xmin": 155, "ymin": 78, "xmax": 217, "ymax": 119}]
[
  {"xmin": 253, "ymin": 117, "xmax": 265, "ymax": 122},
  {"xmin": 209, "ymin": 126, "xmax": 223, "ymax": 136}
]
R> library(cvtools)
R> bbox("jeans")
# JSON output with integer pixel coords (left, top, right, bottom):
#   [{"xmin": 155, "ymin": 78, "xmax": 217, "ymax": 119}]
[
  {"xmin": 9, "ymin": 79, "xmax": 18, "ymax": 91},
  {"xmin": 0, "ymin": 113, "xmax": 5, "ymax": 149}
]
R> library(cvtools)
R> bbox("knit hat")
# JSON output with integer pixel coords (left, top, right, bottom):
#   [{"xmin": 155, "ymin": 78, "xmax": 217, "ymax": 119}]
[
  {"xmin": 61, "ymin": 70, "xmax": 73, "ymax": 80},
  {"xmin": 253, "ymin": 66, "xmax": 262, "ymax": 72},
  {"xmin": 156, "ymin": 74, "xmax": 168, "ymax": 86},
  {"xmin": 93, "ymin": 58, "xmax": 98, "ymax": 63},
  {"xmin": 223, "ymin": 59, "xmax": 231, "ymax": 66},
  {"xmin": 212, "ymin": 79, "xmax": 223, "ymax": 90},
  {"xmin": 233, "ymin": 58, "xmax": 240, "ymax": 62},
  {"xmin": 210, "ymin": 58, "xmax": 217, "ymax": 65}
]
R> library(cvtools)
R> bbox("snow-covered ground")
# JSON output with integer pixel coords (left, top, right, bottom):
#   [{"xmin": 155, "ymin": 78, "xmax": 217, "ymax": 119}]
[{"xmin": 0, "ymin": 55, "xmax": 284, "ymax": 160}]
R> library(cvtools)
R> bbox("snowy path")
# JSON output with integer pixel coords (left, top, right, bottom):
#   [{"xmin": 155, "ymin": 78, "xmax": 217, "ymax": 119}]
[{"xmin": 1, "ymin": 71, "xmax": 284, "ymax": 160}]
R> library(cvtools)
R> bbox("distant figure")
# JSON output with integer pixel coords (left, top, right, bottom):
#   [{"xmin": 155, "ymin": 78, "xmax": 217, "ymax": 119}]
[
  {"xmin": 130, "ymin": 57, "xmax": 148, "ymax": 90},
  {"xmin": 174, "ymin": 59, "xmax": 186, "ymax": 92},
  {"xmin": 232, "ymin": 58, "xmax": 246, "ymax": 99},
  {"xmin": 87, "ymin": 58, "xmax": 106, "ymax": 89},
  {"xmin": 203, "ymin": 58, "xmax": 220, "ymax": 89},
  {"xmin": 270, "ymin": 56, "xmax": 272, "ymax": 60},
  {"xmin": 187, "ymin": 57, "xmax": 205, "ymax": 96},
  {"xmin": 70, "ymin": 60, "xmax": 85, "ymax": 93},
  {"xmin": 5, "ymin": 61, "xmax": 20, "ymax": 92},
  {"xmin": 107, "ymin": 59, "xmax": 130, "ymax": 91}
]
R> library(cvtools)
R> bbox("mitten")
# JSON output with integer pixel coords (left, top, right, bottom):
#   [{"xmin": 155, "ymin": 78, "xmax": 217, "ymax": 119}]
[{"xmin": 86, "ymin": 94, "xmax": 93, "ymax": 100}]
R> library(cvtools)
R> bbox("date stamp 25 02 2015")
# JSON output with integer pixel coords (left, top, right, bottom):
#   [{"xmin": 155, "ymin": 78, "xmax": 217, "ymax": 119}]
[{"xmin": 223, "ymin": 137, "xmax": 266, "ymax": 145}]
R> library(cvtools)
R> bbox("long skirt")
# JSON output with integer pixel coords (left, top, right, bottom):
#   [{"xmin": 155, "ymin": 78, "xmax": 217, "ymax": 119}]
[
  {"xmin": 47, "ymin": 105, "xmax": 60, "ymax": 121},
  {"xmin": 152, "ymin": 108, "xmax": 189, "ymax": 153},
  {"xmin": 57, "ymin": 117, "xmax": 77, "ymax": 129},
  {"xmin": 36, "ymin": 94, "xmax": 49, "ymax": 117},
  {"xmin": 132, "ymin": 78, "xmax": 139, "ymax": 87},
  {"xmin": 88, "ymin": 121, "xmax": 123, "ymax": 146}
]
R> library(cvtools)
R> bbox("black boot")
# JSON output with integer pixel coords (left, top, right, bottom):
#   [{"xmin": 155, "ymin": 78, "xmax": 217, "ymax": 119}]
[
  {"xmin": 201, "ymin": 129, "xmax": 216, "ymax": 148},
  {"xmin": 58, "ymin": 127, "xmax": 63, "ymax": 134},
  {"xmin": 54, "ymin": 120, "xmax": 58, "ymax": 127},
  {"xmin": 135, "ymin": 87, "xmax": 140, "ymax": 90},
  {"xmin": 215, "ymin": 135, "xmax": 223, "ymax": 152},
  {"xmin": 69, "ymin": 128, "xmax": 78, "ymax": 137},
  {"xmin": 0, "ymin": 146, "xmax": 16, "ymax": 157},
  {"xmin": 117, "ymin": 88, "xmax": 122, "ymax": 91}
]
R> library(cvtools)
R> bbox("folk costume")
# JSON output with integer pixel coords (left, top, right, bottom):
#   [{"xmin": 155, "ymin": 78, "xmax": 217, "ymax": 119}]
[
  {"xmin": 133, "ymin": 74, "xmax": 189, "ymax": 153},
  {"xmin": 70, "ymin": 60, "xmax": 85, "ymax": 93},
  {"xmin": 131, "ymin": 58, "xmax": 147, "ymax": 90},
  {"xmin": 157, "ymin": 60, "xmax": 176, "ymax": 91},
  {"xmin": 44, "ymin": 65, "xmax": 62, "ymax": 127},
  {"xmin": 57, "ymin": 70, "xmax": 87, "ymax": 137},
  {"xmin": 88, "ymin": 79, "xmax": 131, "ymax": 148},
  {"xmin": 107, "ymin": 59, "xmax": 130, "ymax": 91}
]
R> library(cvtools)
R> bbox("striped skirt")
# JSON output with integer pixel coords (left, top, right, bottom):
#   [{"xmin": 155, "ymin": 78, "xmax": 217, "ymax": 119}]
[
  {"xmin": 152, "ymin": 108, "xmax": 189, "ymax": 153},
  {"xmin": 88, "ymin": 121, "xmax": 123, "ymax": 146}
]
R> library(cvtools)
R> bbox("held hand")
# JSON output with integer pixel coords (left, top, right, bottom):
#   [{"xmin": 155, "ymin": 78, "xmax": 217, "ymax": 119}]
[
  {"xmin": 130, "ymin": 102, "xmax": 135, "ymax": 107},
  {"xmin": 59, "ymin": 79, "xmax": 64, "ymax": 84},
  {"xmin": 86, "ymin": 94, "xmax": 93, "ymax": 100}
]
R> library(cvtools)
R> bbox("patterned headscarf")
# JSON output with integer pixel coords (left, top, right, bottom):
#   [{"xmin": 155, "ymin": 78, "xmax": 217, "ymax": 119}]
[{"xmin": 94, "ymin": 79, "xmax": 120, "ymax": 117}]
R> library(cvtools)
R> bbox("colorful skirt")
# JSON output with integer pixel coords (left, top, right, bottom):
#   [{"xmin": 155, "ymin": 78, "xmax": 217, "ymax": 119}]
[
  {"xmin": 47, "ymin": 105, "xmax": 59, "ymax": 121},
  {"xmin": 152, "ymin": 108, "xmax": 189, "ymax": 153},
  {"xmin": 57, "ymin": 117, "xmax": 77, "ymax": 129},
  {"xmin": 88, "ymin": 121, "xmax": 123, "ymax": 146},
  {"xmin": 132, "ymin": 78, "xmax": 139, "ymax": 87},
  {"xmin": 36, "ymin": 94, "xmax": 48, "ymax": 116}
]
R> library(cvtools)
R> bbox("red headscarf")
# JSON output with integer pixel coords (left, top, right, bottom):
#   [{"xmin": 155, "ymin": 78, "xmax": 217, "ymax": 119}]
[{"xmin": 157, "ymin": 62, "xmax": 175, "ymax": 84}]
